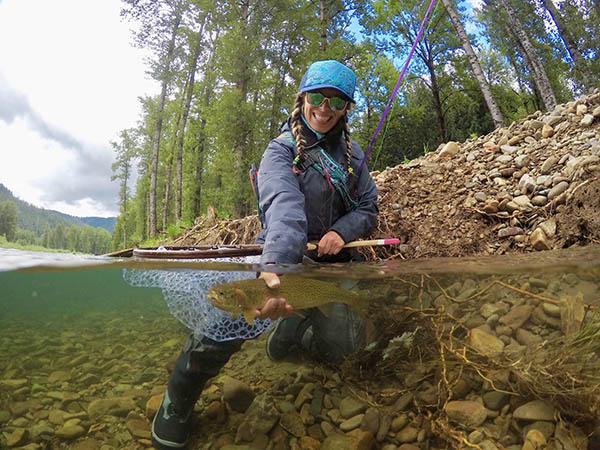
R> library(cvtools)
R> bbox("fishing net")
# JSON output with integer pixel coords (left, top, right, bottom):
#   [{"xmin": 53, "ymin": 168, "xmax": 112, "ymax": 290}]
[{"xmin": 122, "ymin": 256, "xmax": 274, "ymax": 341}]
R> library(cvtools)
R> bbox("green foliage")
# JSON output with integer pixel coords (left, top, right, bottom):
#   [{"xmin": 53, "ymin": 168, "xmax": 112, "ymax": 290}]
[
  {"xmin": 112, "ymin": 0, "xmax": 600, "ymax": 240},
  {"xmin": 0, "ymin": 200, "xmax": 18, "ymax": 241}
]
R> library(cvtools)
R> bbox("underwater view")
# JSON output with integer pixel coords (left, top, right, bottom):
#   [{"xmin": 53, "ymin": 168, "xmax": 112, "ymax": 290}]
[{"xmin": 1, "ymin": 246, "xmax": 600, "ymax": 449}]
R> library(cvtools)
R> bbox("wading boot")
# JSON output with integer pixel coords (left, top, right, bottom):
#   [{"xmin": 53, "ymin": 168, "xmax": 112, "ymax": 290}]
[
  {"xmin": 266, "ymin": 313, "xmax": 313, "ymax": 361},
  {"xmin": 151, "ymin": 334, "xmax": 243, "ymax": 449},
  {"xmin": 151, "ymin": 389, "xmax": 196, "ymax": 449}
]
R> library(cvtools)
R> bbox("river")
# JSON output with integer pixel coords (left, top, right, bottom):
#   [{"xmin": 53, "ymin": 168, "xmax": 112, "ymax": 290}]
[{"xmin": 0, "ymin": 246, "xmax": 599, "ymax": 448}]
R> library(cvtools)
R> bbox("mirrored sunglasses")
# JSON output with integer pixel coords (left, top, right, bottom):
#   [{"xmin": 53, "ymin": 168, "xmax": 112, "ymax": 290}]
[{"xmin": 307, "ymin": 92, "xmax": 348, "ymax": 111}]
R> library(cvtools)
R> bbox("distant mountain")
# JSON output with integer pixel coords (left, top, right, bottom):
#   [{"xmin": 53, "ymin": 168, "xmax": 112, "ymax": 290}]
[
  {"xmin": 80, "ymin": 216, "xmax": 117, "ymax": 233},
  {"xmin": 0, "ymin": 183, "xmax": 116, "ymax": 235}
]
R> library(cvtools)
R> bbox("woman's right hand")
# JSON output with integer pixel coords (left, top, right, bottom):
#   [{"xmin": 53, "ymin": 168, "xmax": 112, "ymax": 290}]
[{"xmin": 256, "ymin": 272, "xmax": 293, "ymax": 320}]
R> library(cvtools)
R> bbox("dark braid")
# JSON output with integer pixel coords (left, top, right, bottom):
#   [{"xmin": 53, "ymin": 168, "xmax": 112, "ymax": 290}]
[
  {"xmin": 343, "ymin": 118, "xmax": 353, "ymax": 174},
  {"xmin": 291, "ymin": 93, "xmax": 307, "ymax": 173}
]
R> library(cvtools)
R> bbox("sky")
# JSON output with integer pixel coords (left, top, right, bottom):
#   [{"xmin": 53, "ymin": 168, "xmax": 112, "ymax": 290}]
[{"xmin": 0, "ymin": 0, "xmax": 157, "ymax": 218}]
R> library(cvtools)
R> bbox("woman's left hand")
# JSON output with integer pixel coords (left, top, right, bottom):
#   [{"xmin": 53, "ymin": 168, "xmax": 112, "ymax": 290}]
[
  {"xmin": 256, "ymin": 272, "xmax": 294, "ymax": 320},
  {"xmin": 317, "ymin": 231, "xmax": 345, "ymax": 257}
]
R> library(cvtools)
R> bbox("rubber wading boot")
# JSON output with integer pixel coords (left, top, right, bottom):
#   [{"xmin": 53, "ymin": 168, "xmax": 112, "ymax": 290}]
[
  {"xmin": 151, "ymin": 334, "xmax": 242, "ymax": 449},
  {"xmin": 266, "ymin": 313, "xmax": 313, "ymax": 361}
]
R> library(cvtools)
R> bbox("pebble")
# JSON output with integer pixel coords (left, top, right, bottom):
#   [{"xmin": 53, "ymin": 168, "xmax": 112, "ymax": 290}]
[
  {"xmin": 339, "ymin": 396, "xmax": 367, "ymax": 419},
  {"xmin": 513, "ymin": 400, "xmax": 556, "ymax": 422},
  {"xmin": 223, "ymin": 376, "xmax": 255, "ymax": 413}
]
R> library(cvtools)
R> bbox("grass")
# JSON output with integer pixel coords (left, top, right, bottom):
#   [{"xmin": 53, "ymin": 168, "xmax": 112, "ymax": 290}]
[{"xmin": 0, "ymin": 236, "xmax": 74, "ymax": 254}]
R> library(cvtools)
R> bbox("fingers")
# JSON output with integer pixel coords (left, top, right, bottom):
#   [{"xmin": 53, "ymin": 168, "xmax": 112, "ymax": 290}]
[
  {"xmin": 259, "ymin": 271, "xmax": 280, "ymax": 289},
  {"xmin": 256, "ymin": 297, "xmax": 293, "ymax": 321},
  {"xmin": 257, "ymin": 273, "xmax": 291, "ymax": 320},
  {"xmin": 317, "ymin": 231, "xmax": 345, "ymax": 257}
]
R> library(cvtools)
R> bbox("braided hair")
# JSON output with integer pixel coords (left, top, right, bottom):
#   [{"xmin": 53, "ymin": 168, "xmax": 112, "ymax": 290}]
[
  {"xmin": 290, "ymin": 93, "xmax": 307, "ymax": 174},
  {"xmin": 291, "ymin": 92, "xmax": 354, "ymax": 175}
]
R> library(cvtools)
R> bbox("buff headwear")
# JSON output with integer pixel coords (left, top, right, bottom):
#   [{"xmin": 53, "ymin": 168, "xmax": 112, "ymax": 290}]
[{"xmin": 298, "ymin": 60, "xmax": 356, "ymax": 103}]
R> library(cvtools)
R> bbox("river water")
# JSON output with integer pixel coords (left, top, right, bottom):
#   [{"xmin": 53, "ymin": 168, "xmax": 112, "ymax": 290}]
[{"xmin": 1, "ymin": 246, "xmax": 599, "ymax": 448}]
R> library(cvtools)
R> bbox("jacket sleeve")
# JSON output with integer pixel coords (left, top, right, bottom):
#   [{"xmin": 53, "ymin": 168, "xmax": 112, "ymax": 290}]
[
  {"xmin": 256, "ymin": 139, "xmax": 308, "ymax": 265},
  {"xmin": 328, "ymin": 142, "xmax": 379, "ymax": 243}
]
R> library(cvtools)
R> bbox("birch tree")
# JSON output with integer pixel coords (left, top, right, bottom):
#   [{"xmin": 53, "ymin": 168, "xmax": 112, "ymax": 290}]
[
  {"xmin": 440, "ymin": 0, "xmax": 504, "ymax": 128},
  {"xmin": 497, "ymin": 0, "xmax": 557, "ymax": 111},
  {"xmin": 541, "ymin": 0, "xmax": 593, "ymax": 91}
]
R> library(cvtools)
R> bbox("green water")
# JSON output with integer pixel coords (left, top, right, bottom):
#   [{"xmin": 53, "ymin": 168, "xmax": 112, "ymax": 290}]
[{"xmin": 1, "ymin": 246, "xmax": 599, "ymax": 448}]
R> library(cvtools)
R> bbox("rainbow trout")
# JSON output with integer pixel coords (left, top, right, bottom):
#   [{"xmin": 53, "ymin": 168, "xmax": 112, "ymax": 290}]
[{"xmin": 207, "ymin": 275, "xmax": 369, "ymax": 324}]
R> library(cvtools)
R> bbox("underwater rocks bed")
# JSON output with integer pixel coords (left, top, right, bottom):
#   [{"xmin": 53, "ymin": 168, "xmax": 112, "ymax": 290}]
[{"xmin": 2, "ymin": 267, "xmax": 599, "ymax": 449}]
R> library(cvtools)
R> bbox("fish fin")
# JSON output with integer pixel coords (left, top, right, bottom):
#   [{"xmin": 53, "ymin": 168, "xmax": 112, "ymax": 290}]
[
  {"xmin": 317, "ymin": 303, "xmax": 334, "ymax": 318},
  {"xmin": 342, "ymin": 290, "xmax": 370, "ymax": 318},
  {"xmin": 234, "ymin": 288, "xmax": 249, "ymax": 303},
  {"xmin": 355, "ymin": 289, "xmax": 371, "ymax": 318},
  {"xmin": 335, "ymin": 278, "xmax": 360, "ymax": 290},
  {"xmin": 242, "ymin": 310, "xmax": 256, "ymax": 325}
]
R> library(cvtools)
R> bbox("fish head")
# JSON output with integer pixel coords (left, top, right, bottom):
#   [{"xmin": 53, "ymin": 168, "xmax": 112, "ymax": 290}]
[{"xmin": 207, "ymin": 285, "xmax": 249, "ymax": 314}]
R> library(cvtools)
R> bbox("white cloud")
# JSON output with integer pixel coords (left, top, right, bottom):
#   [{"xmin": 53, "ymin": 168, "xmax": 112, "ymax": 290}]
[{"xmin": 0, "ymin": 0, "xmax": 156, "ymax": 217}]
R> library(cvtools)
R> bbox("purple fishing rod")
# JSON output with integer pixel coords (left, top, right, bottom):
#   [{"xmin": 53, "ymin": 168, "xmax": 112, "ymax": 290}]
[{"xmin": 358, "ymin": 0, "xmax": 438, "ymax": 175}]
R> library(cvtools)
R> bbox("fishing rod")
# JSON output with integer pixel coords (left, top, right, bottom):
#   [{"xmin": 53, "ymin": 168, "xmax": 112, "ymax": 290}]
[
  {"xmin": 358, "ymin": 0, "xmax": 438, "ymax": 175},
  {"xmin": 105, "ymin": 238, "xmax": 400, "ymax": 259},
  {"xmin": 305, "ymin": 238, "xmax": 399, "ymax": 251}
]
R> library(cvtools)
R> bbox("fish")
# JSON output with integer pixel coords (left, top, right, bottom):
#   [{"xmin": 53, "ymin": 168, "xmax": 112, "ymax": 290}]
[{"xmin": 207, "ymin": 274, "xmax": 369, "ymax": 324}]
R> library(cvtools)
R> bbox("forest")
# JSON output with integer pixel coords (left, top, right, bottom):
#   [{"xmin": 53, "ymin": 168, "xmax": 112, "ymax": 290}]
[
  {"xmin": 0, "ymin": 184, "xmax": 113, "ymax": 254},
  {"xmin": 109, "ymin": 0, "xmax": 600, "ymax": 251},
  {"xmin": 0, "ymin": 199, "xmax": 112, "ymax": 254}
]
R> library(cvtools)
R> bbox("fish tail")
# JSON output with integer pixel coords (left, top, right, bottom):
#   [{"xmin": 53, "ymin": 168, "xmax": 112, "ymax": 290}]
[{"xmin": 349, "ymin": 289, "xmax": 370, "ymax": 318}]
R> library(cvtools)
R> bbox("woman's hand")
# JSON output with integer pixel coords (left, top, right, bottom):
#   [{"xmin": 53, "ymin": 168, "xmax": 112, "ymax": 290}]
[
  {"xmin": 316, "ymin": 230, "xmax": 345, "ymax": 257},
  {"xmin": 256, "ymin": 272, "xmax": 293, "ymax": 320}
]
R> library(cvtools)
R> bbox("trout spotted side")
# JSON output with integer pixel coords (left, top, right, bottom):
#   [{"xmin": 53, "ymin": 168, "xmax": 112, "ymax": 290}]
[{"xmin": 207, "ymin": 274, "xmax": 369, "ymax": 324}]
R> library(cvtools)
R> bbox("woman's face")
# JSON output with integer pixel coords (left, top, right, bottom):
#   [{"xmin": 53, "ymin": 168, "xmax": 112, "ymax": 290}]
[{"xmin": 302, "ymin": 88, "xmax": 349, "ymax": 134}]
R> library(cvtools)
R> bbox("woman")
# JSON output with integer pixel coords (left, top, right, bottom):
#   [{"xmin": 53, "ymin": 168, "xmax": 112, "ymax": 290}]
[
  {"xmin": 254, "ymin": 59, "xmax": 379, "ymax": 362},
  {"xmin": 151, "ymin": 60, "xmax": 378, "ymax": 450}
]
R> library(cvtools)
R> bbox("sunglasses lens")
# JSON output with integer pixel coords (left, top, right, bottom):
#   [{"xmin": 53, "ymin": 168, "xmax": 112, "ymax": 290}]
[
  {"xmin": 329, "ymin": 97, "xmax": 347, "ymax": 111},
  {"xmin": 308, "ymin": 92, "xmax": 325, "ymax": 106},
  {"xmin": 307, "ymin": 92, "xmax": 347, "ymax": 110}
]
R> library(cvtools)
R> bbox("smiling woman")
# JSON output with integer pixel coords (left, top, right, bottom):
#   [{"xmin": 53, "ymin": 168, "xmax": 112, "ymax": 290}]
[{"xmin": 0, "ymin": 0, "xmax": 156, "ymax": 218}]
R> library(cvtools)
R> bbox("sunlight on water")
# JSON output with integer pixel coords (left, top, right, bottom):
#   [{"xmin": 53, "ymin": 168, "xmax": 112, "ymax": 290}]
[{"xmin": 0, "ymin": 246, "xmax": 599, "ymax": 448}]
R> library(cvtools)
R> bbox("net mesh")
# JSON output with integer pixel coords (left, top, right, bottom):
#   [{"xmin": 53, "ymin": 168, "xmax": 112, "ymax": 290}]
[{"xmin": 122, "ymin": 256, "xmax": 274, "ymax": 341}]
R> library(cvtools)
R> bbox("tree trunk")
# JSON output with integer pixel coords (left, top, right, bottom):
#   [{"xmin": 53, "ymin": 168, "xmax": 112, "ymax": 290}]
[
  {"xmin": 149, "ymin": 8, "xmax": 182, "ymax": 238},
  {"xmin": 232, "ymin": 0, "xmax": 252, "ymax": 218},
  {"xmin": 440, "ymin": 0, "xmax": 504, "ymax": 129},
  {"xmin": 268, "ymin": 35, "xmax": 290, "ymax": 139},
  {"xmin": 176, "ymin": 17, "xmax": 206, "ymax": 222},
  {"xmin": 162, "ymin": 139, "xmax": 176, "ymax": 233},
  {"xmin": 122, "ymin": 164, "xmax": 129, "ymax": 248},
  {"xmin": 192, "ymin": 31, "xmax": 219, "ymax": 219},
  {"xmin": 319, "ymin": 1, "xmax": 327, "ymax": 53},
  {"xmin": 423, "ymin": 54, "xmax": 448, "ymax": 143},
  {"xmin": 498, "ymin": 0, "xmax": 557, "ymax": 111},
  {"xmin": 542, "ymin": 0, "xmax": 592, "ymax": 90},
  {"xmin": 513, "ymin": 38, "xmax": 543, "ymax": 112}
]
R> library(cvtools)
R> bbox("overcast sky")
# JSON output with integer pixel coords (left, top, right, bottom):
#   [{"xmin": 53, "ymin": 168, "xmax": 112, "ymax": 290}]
[{"xmin": 0, "ymin": 0, "xmax": 156, "ymax": 218}]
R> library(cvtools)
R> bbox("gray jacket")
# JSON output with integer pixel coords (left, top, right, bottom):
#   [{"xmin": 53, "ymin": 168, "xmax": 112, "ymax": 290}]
[{"xmin": 255, "ymin": 118, "xmax": 378, "ymax": 264}]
